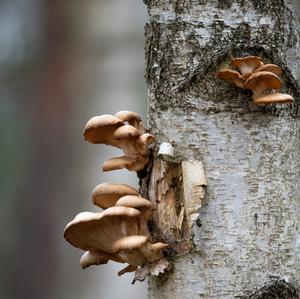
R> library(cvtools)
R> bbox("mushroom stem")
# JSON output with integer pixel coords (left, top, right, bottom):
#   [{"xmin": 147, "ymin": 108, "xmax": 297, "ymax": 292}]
[{"xmin": 118, "ymin": 265, "xmax": 137, "ymax": 276}]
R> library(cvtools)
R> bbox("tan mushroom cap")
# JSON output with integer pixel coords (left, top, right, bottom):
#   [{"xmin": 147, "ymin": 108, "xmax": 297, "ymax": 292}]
[
  {"xmin": 80, "ymin": 250, "xmax": 125, "ymax": 269},
  {"xmin": 254, "ymin": 64, "xmax": 282, "ymax": 76},
  {"xmin": 253, "ymin": 93, "xmax": 294, "ymax": 105},
  {"xmin": 92, "ymin": 182, "xmax": 140, "ymax": 209},
  {"xmin": 102, "ymin": 155, "xmax": 149, "ymax": 172},
  {"xmin": 64, "ymin": 207, "xmax": 141, "ymax": 253},
  {"xmin": 115, "ymin": 111, "xmax": 146, "ymax": 133},
  {"xmin": 116, "ymin": 195, "xmax": 154, "ymax": 211},
  {"xmin": 136, "ymin": 133, "xmax": 156, "ymax": 155},
  {"xmin": 112, "ymin": 235, "xmax": 148, "ymax": 253},
  {"xmin": 151, "ymin": 242, "xmax": 169, "ymax": 252},
  {"xmin": 115, "ymin": 111, "xmax": 142, "ymax": 123},
  {"xmin": 112, "ymin": 125, "xmax": 142, "ymax": 155},
  {"xmin": 244, "ymin": 71, "xmax": 282, "ymax": 98},
  {"xmin": 231, "ymin": 56, "xmax": 263, "ymax": 75},
  {"xmin": 113, "ymin": 124, "xmax": 140, "ymax": 139},
  {"xmin": 83, "ymin": 115, "xmax": 123, "ymax": 144},
  {"xmin": 217, "ymin": 69, "xmax": 244, "ymax": 88}
]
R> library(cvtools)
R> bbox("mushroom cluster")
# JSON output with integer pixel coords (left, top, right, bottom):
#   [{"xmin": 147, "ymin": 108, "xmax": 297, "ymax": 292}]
[
  {"xmin": 83, "ymin": 111, "xmax": 155, "ymax": 172},
  {"xmin": 64, "ymin": 111, "xmax": 169, "ymax": 281},
  {"xmin": 217, "ymin": 56, "xmax": 294, "ymax": 105}
]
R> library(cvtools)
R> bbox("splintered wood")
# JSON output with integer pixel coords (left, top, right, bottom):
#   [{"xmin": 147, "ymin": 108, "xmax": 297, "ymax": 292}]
[
  {"xmin": 148, "ymin": 158, "xmax": 207, "ymax": 254},
  {"xmin": 182, "ymin": 161, "xmax": 207, "ymax": 228}
]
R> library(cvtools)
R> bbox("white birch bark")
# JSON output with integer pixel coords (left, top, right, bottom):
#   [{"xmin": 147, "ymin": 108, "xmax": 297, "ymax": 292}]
[{"xmin": 145, "ymin": 0, "xmax": 300, "ymax": 298}]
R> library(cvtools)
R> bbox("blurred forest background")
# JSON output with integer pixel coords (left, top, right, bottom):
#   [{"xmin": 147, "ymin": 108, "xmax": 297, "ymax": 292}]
[{"xmin": 0, "ymin": 0, "xmax": 147, "ymax": 298}]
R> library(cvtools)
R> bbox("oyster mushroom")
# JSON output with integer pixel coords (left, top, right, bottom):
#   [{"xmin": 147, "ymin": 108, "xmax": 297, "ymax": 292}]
[
  {"xmin": 254, "ymin": 64, "xmax": 282, "ymax": 76},
  {"xmin": 217, "ymin": 69, "xmax": 244, "ymax": 88},
  {"xmin": 80, "ymin": 250, "xmax": 125, "ymax": 269},
  {"xmin": 253, "ymin": 93, "xmax": 294, "ymax": 105},
  {"xmin": 244, "ymin": 71, "xmax": 282, "ymax": 100},
  {"xmin": 83, "ymin": 115, "xmax": 123, "ymax": 145},
  {"xmin": 115, "ymin": 111, "xmax": 146, "ymax": 133},
  {"xmin": 64, "ymin": 207, "xmax": 141, "ymax": 253},
  {"xmin": 102, "ymin": 155, "xmax": 149, "ymax": 172},
  {"xmin": 116, "ymin": 195, "xmax": 154, "ymax": 235},
  {"xmin": 231, "ymin": 56, "xmax": 263, "ymax": 78},
  {"xmin": 112, "ymin": 236, "xmax": 168, "ymax": 273},
  {"xmin": 84, "ymin": 113, "xmax": 154, "ymax": 172},
  {"xmin": 92, "ymin": 182, "xmax": 140, "ymax": 209}
]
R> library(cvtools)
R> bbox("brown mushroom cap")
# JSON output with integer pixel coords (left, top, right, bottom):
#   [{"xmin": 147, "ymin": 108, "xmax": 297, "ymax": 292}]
[
  {"xmin": 112, "ymin": 125, "xmax": 142, "ymax": 156},
  {"xmin": 151, "ymin": 242, "xmax": 169, "ymax": 252},
  {"xmin": 115, "ymin": 111, "xmax": 146, "ymax": 134},
  {"xmin": 113, "ymin": 124, "xmax": 140, "ymax": 139},
  {"xmin": 64, "ymin": 207, "xmax": 141, "ymax": 253},
  {"xmin": 253, "ymin": 93, "xmax": 294, "ymax": 105},
  {"xmin": 217, "ymin": 69, "xmax": 244, "ymax": 88},
  {"xmin": 83, "ymin": 115, "xmax": 123, "ymax": 144},
  {"xmin": 102, "ymin": 156, "xmax": 137, "ymax": 172},
  {"xmin": 244, "ymin": 71, "xmax": 282, "ymax": 98},
  {"xmin": 136, "ymin": 133, "xmax": 156, "ymax": 155},
  {"xmin": 231, "ymin": 56, "xmax": 263, "ymax": 75},
  {"xmin": 80, "ymin": 250, "xmax": 125, "ymax": 269},
  {"xmin": 113, "ymin": 235, "xmax": 149, "ymax": 266},
  {"xmin": 112, "ymin": 235, "xmax": 148, "ymax": 253},
  {"xmin": 115, "ymin": 111, "xmax": 142, "ymax": 123},
  {"xmin": 254, "ymin": 64, "xmax": 282, "ymax": 76},
  {"xmin": 115, "ymin": 195, "xmax": 154, "ymax": 211},
  {"xmin": 102, "ymin": 155, "xmax": 149, "ymax": 172},
  {"xmin": 92, "ymin": 183, "xmax": 140, "ymax": 209}
]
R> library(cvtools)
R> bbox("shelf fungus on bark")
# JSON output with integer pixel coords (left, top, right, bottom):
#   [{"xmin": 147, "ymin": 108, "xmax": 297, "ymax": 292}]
[
  {"xmin": 64, "ymin": 191, "xmax": 169, "ymax": 281},
  {"xmin": 217, "ymin": 55, "xmax": 294, "ymax": 105},
  {"xmin": 84, "ymin": 111, "xmax": 155, "ymax": 172},
  {"xmin": 64, "ymin": 111, "xmax": 170, "ymax": 282}
]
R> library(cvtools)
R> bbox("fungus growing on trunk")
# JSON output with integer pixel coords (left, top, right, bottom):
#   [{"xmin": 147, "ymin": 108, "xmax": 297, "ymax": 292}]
[
  {"xmin": 231, "ymin": 56, "xmax": 263, "ymax": 78},
  {"xmin": 244, "ymin": 71, "xmax": 282, "ymax": 99},
  {"xmin": 114, "ymin": 111, "xmax": 146, "ymax": 133},
  {"xmin": 92, "ymin": 182, "xmax": 140, "ymax": 209},
  {"xmin": 64, "ymin": 187, "xmax": 169, "ymax": 278},
  {"xmin": 64, "ymin": 111, "xmax": 169, "ymax": 281},
  {"xmin": 217, "ymin": 56, "xmax": 294, "ymax": 105},
  {"xmin": 217, "ymin": 69, "xmax": 244, "ymax": 88},
  {"xmin": 84, "ymin": 111, "xmax": 155, "ymax": 172}
]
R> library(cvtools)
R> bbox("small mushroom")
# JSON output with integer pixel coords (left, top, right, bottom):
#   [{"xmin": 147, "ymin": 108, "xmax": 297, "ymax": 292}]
[
  {"xmin": 80, "ymin": 250, "xmax": 125, "ymax": 269},
  {"xmin": 217, "ymin": 69, "xmax": 244, "ymax": 88},
  {"xmin": 115, "ymin": 111, "xmax": 146, "ymax": 133},
  {"xmin": 244, "ymin": 71, "xmax": 282, "ymax": 100},
  {"xmin": 116, "ymin": 195, "xmax": 154, "ymax": 235},
  {"xmin": 92, "ymin": 182, "xmax": 140, "ymax": 209},
  {"xmin": 102, "ymin": 155, "xmax": 149, "ymax": 172},
  {"xmin": 254, "ymin": 64, "xmax": 282, "ymax": 76},
  {"xmin": 231, "ymin": 56, "xmax": 263, "ymax": 78},
  {"xmin": 113, "ymin": 235, "xmax": 148, "ymax": 266},
  {"xmin": 135, "ymin": 133, "xmax": 156, "ymax": 156},
  {"xmin": 113, "ymin": 236, "xmax": 168, "ymax": 266},
  {"xmin": 117, "ymin": 264, "xmax": 138, "ymax": 276},
  {"xmin": 64, "ymin": 207, "xmax": 141, "ymax": 253},
  {"xmin": 253, "ymin": 93, "xmax": 294, "ymax": 105},
  {"xmin": 83, "ymin": 115, "xmax": 123, "ymax": 145}
]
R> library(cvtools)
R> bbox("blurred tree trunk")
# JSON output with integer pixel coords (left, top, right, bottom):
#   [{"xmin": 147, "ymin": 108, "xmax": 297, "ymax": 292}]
[{"xmin": 145, "ymin": 0, "xmax": 300, "ymax": 298}]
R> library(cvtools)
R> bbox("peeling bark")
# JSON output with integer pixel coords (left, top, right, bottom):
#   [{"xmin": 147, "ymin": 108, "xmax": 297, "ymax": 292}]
[{"xmin": 145, "ymin": 0, "xmax": 300, "ymax": 298}]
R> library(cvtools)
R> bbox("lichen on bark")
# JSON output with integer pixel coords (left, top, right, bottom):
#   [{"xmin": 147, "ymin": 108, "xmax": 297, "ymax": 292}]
[{"xmin": 145, "ymin": 0, "xmax": 300, "ymax": 298}]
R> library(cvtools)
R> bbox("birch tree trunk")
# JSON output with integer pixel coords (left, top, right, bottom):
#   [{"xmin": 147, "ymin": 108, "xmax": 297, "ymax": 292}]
[{"xmin": 144, "ymin": 0, "xmax": 300, "ymax": 298}]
